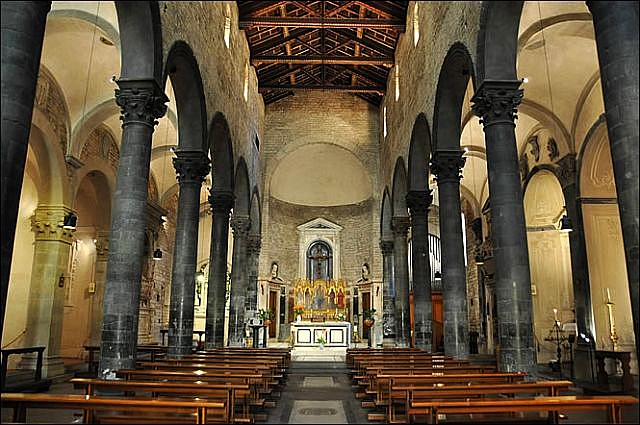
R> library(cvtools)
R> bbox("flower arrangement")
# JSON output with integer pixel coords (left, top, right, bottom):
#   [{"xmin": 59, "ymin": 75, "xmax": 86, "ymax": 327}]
[
  {"xmin": 363, "ymin": 308, "xmax": 377, "ymax": 320},
  {"xmin": 316, "ymin": 335, "xmax": 327, "ymax": 345},
  {"xmin": 258, "ymin": 308, "xmax": 273, "ymax": 321},
  {"xmin": 336, "ymin": 312, "xmax": 346, "ymax": 321},
  {"xmin": 294, "ymin": 305, "xmax": 305, "ymax": 316}
]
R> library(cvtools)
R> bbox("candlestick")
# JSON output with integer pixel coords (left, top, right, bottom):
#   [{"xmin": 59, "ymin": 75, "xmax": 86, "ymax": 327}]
[{"xmin": 606, "ymin": 299, "xmax": 619, "ymax": 351}]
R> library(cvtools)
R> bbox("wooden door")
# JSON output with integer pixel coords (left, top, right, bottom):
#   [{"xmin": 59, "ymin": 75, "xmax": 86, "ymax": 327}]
[{"xmin": 268, "ymin": 290, "xmax": 278, "ymax": 337}]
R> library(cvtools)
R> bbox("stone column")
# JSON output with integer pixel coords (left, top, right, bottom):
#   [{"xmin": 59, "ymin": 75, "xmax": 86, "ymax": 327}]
[
  {"xmin": 391, "ymin": 216, "xmax": 411, "ymax": 348},
  {"xmin": 587, "ymin": 1, "xmax": 639, "ymax": 357},
  {"xmin": 406, "ymin": 190, "xmax": 433, "ymax": 351},
  {"xmin": 205, "ymin": 191, "xmax": 234, "ymax": 348},
  {"xmin": 0, "ymin": 1, "xmax": 50, "ymax": 340},
  {"xmin": 100, "ymin": 79, "xmax": 168, "ymax": 374},
  {"xmin": 380, "ymin": 239, "xmax": 396, "ymax": 346},
  {"xmin": 431, "ymin": 150, "xmax": 469, "ymax": 359},
  {"xmin": 88, "ymin": 231, "xmax": 109, "ymax": 345},
  {"xmin": 227, "ymin": 214, "xmax": 251, "ymax": 346},
  {"xmin": 167, "ymin": 150, "xmax": 210, "ymax": 356},
  {"xmin": 557, "ymin": 155, "xmax": 594, "ymax": 338},
  {"xmin": 22, "ymin": 206, "xmax": 74, "ymax": 377},
  {"xmin": 246, "ymin": 234, "xmax": 261, "ymax": 319},
  {"xmin": 472, "ymin": 80, "xmax": 535, "ymax": 374},
  {"xmin": 559, "ymin": 155, "xmax": 597, "ymax": 382}
]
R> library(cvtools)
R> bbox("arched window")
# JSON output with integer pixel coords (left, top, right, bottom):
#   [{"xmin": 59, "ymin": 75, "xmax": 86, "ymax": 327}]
[{"xmin": 307, "ymin": 241, "xmax": 333, "ymax": 281}]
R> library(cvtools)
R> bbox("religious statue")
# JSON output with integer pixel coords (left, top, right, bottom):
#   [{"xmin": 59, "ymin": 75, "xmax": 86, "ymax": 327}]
[
  {"xmin": 270, "ymin": 261, "xmax": 284, "ymax": 282},
  {"xmin": 314, "ymin": 283, "xmax": 326, "ymax": 310},
  {"xmin": 337, "ymin": 288, "xmax": 345, "ymax": 309},
  {"xmin": 328, "ymin": 288, "xmax": 336, "ymax": 309},
  {"xmin": 357, "ymin": 262, "xmax": 370, "ymax": 283}
]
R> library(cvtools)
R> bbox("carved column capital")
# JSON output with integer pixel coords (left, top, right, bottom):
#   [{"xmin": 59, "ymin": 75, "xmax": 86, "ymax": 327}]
[
  {"xmin": 172, "ymin": 150, "xmax": 211, "ymax": 185},
  {"xmin": 208, "ymin": 190, "xmax": 235, "ymax": 215},
  {"xmin": 230, "ymin": 214, "xmax": 251, "ymax": 238},
  {"xmin": 115, "ymin": 79, "xmax": 168, "ymax": 128},
  {"xmin": 430, "ymin": 150, "xmax": 466, "ymax": 183},
  {"xmin": 30, "ymin": 205, "xmax": 75, "ymax": 243},
  {"xmin": 471, "ymin": 80, "xmax": 523, "ymax": 128},
  {"xmin": 556, "ymin": 154, "xmax": 577, "ymax": 189},
  {"xmin": 94, "ymin": 231, "xmax": 110, "ymax": 259},
  {"xmin": 246, "ymin": 234, "xmax": 262, "ymax": 256},
  {"xmin": 380, "ymin": 239, "xmax": 394, "ymax": 255},
  {"xmin": 406, "ymin": 189, "xmax": 433, "ymax": 216},
  {"xmin": 391, "ymin": 216, "xmax": 410, "ymax": 237}
]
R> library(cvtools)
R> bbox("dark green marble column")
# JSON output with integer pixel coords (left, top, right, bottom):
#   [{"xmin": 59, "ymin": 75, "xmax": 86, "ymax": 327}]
[
  {"xmin": 227, "ymin": 214, "xmax": 251, "ymax": 346},
  {"xmin": 167, "ymin": 150, "xmax": 210, "ymax": 356},
  {"xmin": 100, "ymin": 79, "xmax": 168, "ymax": 374},
  {"xmin": 1, "ymin": 1, "xmax": 50, "ymax": 340},
  {"xmin": 587, "ymin": 1, "xmax": 639, "ymax": 357},
  {"xmin": 392, "ymin": 216, "xmax": 411, "ymax": 348},
  {"xmin": 472, "ymin": 80, "xmax": 535, "ymax": 374},
  {"xmin": 380, "ymin": 239, "xmax": 396, "ymax": 346},
  {"xmin": 431, "ymin": 150, "xmax": 469, "ymax": 359},
  {"xmin": 205, "ymin": 191, "xmax": 234, "ymax": 348},
  {"xmin": 407, "ymin": 190, "xmax": 433, "ymax": 351}
]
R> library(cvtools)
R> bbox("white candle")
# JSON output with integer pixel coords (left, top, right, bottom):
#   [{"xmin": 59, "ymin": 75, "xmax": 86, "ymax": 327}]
[
  {"xmin": 606, "ymin": 288, "xmax": 612, "ymax": 303},
  {"xmin": 553, "ymin": 308, "xmax": 558, "ymax": 321}
]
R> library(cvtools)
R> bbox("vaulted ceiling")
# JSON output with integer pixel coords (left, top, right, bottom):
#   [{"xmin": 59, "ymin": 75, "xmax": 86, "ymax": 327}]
[{"xmin": 237, "ymin": 1, "xmax": 409, "ymax": 106}]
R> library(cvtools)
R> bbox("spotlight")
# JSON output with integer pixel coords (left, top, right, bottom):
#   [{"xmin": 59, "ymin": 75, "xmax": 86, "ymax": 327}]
[{"xmin": 153, "ymin": 248, "xmax": 163, "ymax": 260}]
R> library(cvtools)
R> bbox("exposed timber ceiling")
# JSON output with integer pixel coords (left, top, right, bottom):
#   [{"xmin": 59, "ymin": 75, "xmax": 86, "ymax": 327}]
[{"xmin": 237, "ymin": 1, "xmax": 409, "ymax": 106}]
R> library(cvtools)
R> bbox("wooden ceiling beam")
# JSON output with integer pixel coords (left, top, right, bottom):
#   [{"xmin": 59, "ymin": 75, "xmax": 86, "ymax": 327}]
[
  {"xmin": 251, "ymin": 55, "xmax": 393, "ymax": 65},
  {"xmin": 239, "ymin": 17, "xmax": 405, "ymax": 30}
]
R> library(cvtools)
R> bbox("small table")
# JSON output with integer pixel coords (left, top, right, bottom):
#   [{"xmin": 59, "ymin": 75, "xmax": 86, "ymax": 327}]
[
  {"xmin": 594, "ymin": 350, "xmax": 634, "ymax": 393},
  {"xmin": 193, "ymin": 331, "xmax": 205, "ymax": 350}
]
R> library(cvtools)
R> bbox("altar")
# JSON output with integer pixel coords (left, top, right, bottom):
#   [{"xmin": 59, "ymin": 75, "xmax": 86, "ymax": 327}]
[{"xmin": 291, "ymin": 321, "xmax": 351, "ymax": 347}]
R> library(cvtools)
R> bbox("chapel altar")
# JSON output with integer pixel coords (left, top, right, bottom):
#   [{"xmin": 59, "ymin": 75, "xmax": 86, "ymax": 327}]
[{"xmin": 291, "ymin": 321, "xmax": 352, "ymax": 347}]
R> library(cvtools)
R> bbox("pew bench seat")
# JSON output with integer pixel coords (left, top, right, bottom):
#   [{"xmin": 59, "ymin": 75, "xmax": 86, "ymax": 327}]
[{"xmin": 409, "ymin": 395, "xmax": 639, "ymax": 424}]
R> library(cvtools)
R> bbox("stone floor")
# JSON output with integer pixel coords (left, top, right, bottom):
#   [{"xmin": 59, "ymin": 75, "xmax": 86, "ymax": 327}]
[{"xmin": 2, "ymin": 343, "xmax": 639, "ymax": 424}]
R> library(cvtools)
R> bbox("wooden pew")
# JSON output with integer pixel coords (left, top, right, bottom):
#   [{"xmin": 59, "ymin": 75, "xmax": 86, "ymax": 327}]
[
  {"xmin": 358, "ymin": 364, "xmax": 498, "ymax": 390},
  {"xmin": 114, "ymin": 368, "xmax": 270, "ymax": 422},
  {"xmin": 388, "ymin": 380, "xmax": 574, "ymax": 423},
  {"xmin": 1, "ymin": 392, "xmax": 227, "ymax": 424},
  {"xmin": 70, "ymin": 377, "xmax": 252, "ymax": 423},
  {"xmin": 362, "ymin": 372, "xmax": 529, "ymax": 413},
  {"xmin": 410, "ymin": 394, "xmax": 639, "ymax": 424}
]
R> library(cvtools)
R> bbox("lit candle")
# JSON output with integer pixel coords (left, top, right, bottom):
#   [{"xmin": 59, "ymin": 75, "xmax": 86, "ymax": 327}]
[
  {"xmin": 553, "ymin": 308, "xmax": 558, "ymax": 321},
  {"xmin": 606, "ymin": 288, "xmax": 612, "ymax": 303}
]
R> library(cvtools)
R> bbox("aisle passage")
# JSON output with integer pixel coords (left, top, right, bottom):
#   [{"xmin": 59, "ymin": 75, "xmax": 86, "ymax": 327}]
[{"xmin": 265, "ymin": 359, "xmax": 370, "ymax": 424}]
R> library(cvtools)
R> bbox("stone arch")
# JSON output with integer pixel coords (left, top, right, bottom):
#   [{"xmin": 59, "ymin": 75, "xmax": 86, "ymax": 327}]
[
  {"xmin": 114, "ymin": 1, "xmax": 163, "ymax": 82},
  {"xmin": 380, "ymin": 188, "xmax": 393, "ymax": 241},
  {"xmin": 433, "ymin": 42, "xmax": 475, "ymax": 152},
  {"xmin": 164, "ymin": 41, "xmax": 207, "ymax": 151},
  {"xmin": 234, "ymin": 158, "xmax": 250, "ymax": 216},
  {"xmin": 250, "ymin": 187, "xmax": 261, "ymax": 237},
  {"xmin": 408, "ymin": 113, "xmax": 432, "ymax": 192},
  {"xmin": 475, "ymin": 1, "xmax": 524, "ymax": 83},
  {"xmin": 29, "ymin": 109, "xmax": 68, "ymax": 205},
  {"xmin": 391, "ymin": 158, "xmax": 408, "ymax": 218},
  {"xmin": 209, "ymin": 112, "xmax": 234, "ymax": 194}
]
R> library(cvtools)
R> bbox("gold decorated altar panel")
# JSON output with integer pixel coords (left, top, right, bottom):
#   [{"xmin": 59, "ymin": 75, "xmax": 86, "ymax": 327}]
[
  {"xmin": 292, "ymin": 278, "xmax": 350, "ymax": 322},
  {"xmin": 291, "ymin": 321, "xmax": 351, "ymax": 347}
]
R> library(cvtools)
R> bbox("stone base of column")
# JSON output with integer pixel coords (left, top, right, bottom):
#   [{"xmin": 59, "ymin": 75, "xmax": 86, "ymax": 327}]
[
  {"xmin": 574, "ymin": 342, "xmax": 596, "ymax": 384},
  {"xmin": 18, "ymin": 354, "xmax": 65, "ymax": 379}
]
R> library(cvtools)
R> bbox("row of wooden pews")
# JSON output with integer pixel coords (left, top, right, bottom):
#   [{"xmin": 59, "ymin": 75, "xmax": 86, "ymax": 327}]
[
  {"xmin": 1, "ymin": 346, "xmax": 291, "ymax": 424},
  {"xmin": 346, "ymin": 347, "xmax": 638, "ymax": 424}
]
